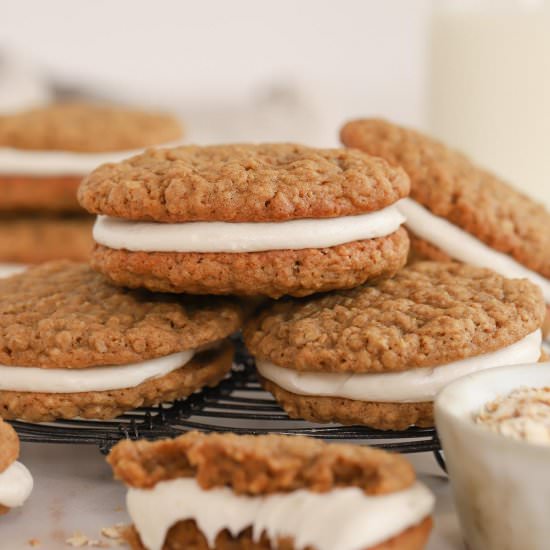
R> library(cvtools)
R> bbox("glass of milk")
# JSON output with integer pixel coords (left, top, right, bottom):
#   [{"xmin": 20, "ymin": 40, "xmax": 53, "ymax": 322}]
[{"xmin": 429, "ymin": 0, "xmax": 550, "ymax": 208}]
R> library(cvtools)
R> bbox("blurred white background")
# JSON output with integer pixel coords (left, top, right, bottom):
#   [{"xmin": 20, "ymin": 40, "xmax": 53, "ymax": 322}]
[
  {"xmin": 1, "ymin": 0, "xmax": 431, "ymax": 145},
  {"xmin": 2, "ymin": 0, "xmax": 550, "ymax": 205}
]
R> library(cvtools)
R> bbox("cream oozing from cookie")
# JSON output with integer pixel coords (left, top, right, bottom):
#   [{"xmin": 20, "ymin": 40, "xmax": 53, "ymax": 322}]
[
  {"xmin": 126, "ymin": 477, "xmax": 434, "ymax": 550},
  {"xmin": 92, "ymin": 202, "xmax": 406, "ymax": 253},
  {"xmin": 257, "ymin": 330, "xmax": 542, "ymax": 403},
  {"xmin": 0, "ymin": 350, "xmax": 194, "ymax": 393},
  {"xmin": 399, "ymin": 198, "xmax": 550, "ymax": 302},
  {"xmin": 0, "ymin": 140, "xmax": 183, "ymax": 176},
  {"xmin": 0, "ymin": 461, "xmax": 33, "ymax": 508}
]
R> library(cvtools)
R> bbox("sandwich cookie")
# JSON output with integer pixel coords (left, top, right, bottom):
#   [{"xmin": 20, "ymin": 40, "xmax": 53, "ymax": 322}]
[
  {"xmin": 341, "ymin": 118, "xmax": 550, "ymax": 334},
  {"xmin": 244, "ymin": 262, "xmax": 546, "ymax": 430},
  {"xmin": 0, "ymin": 418, "xmax": 33, "ymax": 515},
  {"xmin": 0, "ymin": 261, "xmax": 243, "ymax": 421},
  {"xmin": 108, "ymin": 432, "xmax": 434, "ymax": 550},
  {"xmin": 78, "ymin": 143, "xmax": 410, "ymax": 297},
  {"xmin": 0, "ymin": 102, "xmax": 182, "ymax": 265},
  {"xmin": 0, "ymin": 102, "xmax": 183, "ymax": 213}
]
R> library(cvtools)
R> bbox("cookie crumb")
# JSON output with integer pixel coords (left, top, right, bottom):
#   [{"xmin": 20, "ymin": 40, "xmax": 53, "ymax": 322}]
[
  {"xmin": 65, "ymin": 533, "xmax": 89, "ymax": 547},
  {"xmin": 65, "ymin": 528, "xmax": 127, "ymax": 548},
  {"xmin": 27, "ymin": 539, "xmax": 41, "ymax": 547},
  {"xmin": 101, "ymin": 525, "xmax": 125, "ymax": 540}
]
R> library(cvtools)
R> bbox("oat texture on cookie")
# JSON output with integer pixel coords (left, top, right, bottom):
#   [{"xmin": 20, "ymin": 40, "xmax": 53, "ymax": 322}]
[
  {"xmin": 0, "ymin": 102, "xmax": 183, "ymax": 152},
  {"xmin": 244, "ymin": 262, "xmax": 545, "ymax": 373},
  {"xmin": 0, "ymin": 261, "xmax": 243, "ymax": 368},
  {"xmin": 341, "ymin": 118, "xmax": 550, "ymax": 279},
  {"xmin": 78, "ymin": 143, "xmax": 409, "ymax": 222}
]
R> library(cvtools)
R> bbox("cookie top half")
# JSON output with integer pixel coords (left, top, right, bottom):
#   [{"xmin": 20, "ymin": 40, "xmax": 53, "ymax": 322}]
[
  {"xmin": 0, "ymin": 419, "xmax": 19, "ymax": 473},
  {"xmin": 108, "ymin": 431, "xmax": 414, "ymax": 495},
  {"xmin": 0, "ymin": 102, "xmax": 183, "ymax": 153},
  {"xmin": 340, "ymin": 118, "xmax": 550, "ymax": 278},
  {"xmin": 78, "ymin": 143, "xmax": 410, "ymax": 222},
  {"xmin": 245, "ymin": 262, "xmax": 545, "ymax": 373},
  {"xmin": 0, "ymin": 261, "xmax": 243, "ymax": 368}
]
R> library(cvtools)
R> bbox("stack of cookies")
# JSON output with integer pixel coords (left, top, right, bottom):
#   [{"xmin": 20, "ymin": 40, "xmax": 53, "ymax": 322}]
[
  {"xmin": 0, "ymin": 141, "xmax": 417, "ymax": 424},
  {"xmin": 0, "ymin": 102, "xmax": 183, "ymax": 274},
  {"xmin": 0, "ymin": 418, "xmax": 32, "ymax": 514},
  {"xmin": 108, "ymin": 432, "xmax": 435, "ymax": 550},
  {"xmin": 73, "ymin": 141, "xmax": 547, "ymax": 431},
  {"xmin": 78, "ymin": 143, "xmax": 410, "ymax": 297},
  {"xmin": 2, "ymin": 123, "xmax": 543, "ymax": 550}
]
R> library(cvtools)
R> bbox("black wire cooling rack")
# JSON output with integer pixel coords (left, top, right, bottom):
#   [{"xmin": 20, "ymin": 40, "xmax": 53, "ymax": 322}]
[{"xmin": 9, "ymin": 342, "xmax": 444, "ymax": 469}]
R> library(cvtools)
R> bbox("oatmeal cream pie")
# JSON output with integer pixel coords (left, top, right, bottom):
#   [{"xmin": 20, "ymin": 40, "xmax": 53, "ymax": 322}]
[
  {"xmin": 0, "ymin": 261, "xmax": 243, "ymax": 422},
  {"xmin": 108, "ymin": 432, "xmax": 434, "ymax": 550},
  {"xmin": 340, "ymin": 118, "xmax": 550, "ymax": 332},
  {"xmin": 244, "ymin": 262, "xmax": 546, "ymax": 430},
  {"xmin": 78, "ymin": 143, "xmax": 410, "ymax": 298},
  {"xmin": 0, "ymin": 418, "xmax": 33, "ymax": 515},
  {"xmin": 0, "ymin": 103, "xmax": 182, "ymax": 267},
  {"xmin": 0, "ymin": 102, "xmax": 183, "ymax": 213}
]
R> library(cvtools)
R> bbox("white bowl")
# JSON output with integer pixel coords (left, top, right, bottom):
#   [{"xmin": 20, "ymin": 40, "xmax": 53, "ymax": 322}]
[{"xmin": 434, "ymin": 363, "xmax": 550, "ymax": 550}]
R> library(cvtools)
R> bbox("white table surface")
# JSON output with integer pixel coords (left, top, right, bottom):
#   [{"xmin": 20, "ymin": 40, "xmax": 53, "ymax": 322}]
[{"xmin": 2, "ymin": 443, "xmax": 464, "ymax": 550}]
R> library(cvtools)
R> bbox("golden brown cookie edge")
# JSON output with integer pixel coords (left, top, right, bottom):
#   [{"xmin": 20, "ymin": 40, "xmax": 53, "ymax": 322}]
[
  {"xmin": 263, "ymin": 379, "xmax": 434, "ymax": 431},
  {"xmin": 78, "ymin": 143, "xmax": 410, "ymax": 222},
  {"xmin": 90, "ymin": 229, "xmax": 409, "ymax": 298},
  {"xmin": 0, "ymin": 215, "xmax": 94, "ymax": 263},
  {"xmin": 0, "ymin": 418, "xmax": 19, "ymax": 472}
]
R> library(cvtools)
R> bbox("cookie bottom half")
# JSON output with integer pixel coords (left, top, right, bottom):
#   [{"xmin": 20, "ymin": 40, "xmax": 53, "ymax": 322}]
[
  {"xmin": 263, "ymin": 379, "xmax": 433, "ymax": 431},
  {"xmin": 0, "ymin": 215, "xmax": 94, "ymax": 263},
  {"xmin": 124, "ymin": 516, "xmax": 433, "ymax": 550},
  {"xmin": 0, "ymin": 175, "xmax": 82, "ymax": 213},
  {"xmin": 0, "ymin": 343, "xmax": 233, "ymax": 422},
  {"xmin": 90, "ymin": 227, "xmax": 409, "ymax": 298}
]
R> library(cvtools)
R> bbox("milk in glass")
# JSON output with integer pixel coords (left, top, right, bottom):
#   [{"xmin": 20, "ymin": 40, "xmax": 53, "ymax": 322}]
[{"xmin": 429, "ymin": 0, "xmax": 550, "ymax": 207}]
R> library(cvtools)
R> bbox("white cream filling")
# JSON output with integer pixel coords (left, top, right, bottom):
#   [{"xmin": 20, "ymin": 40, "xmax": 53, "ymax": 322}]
[
  {"xmin": 0, "ymin": 264, "xmax": 26, "ymax": 279},
  {"xmin": 258, "ymin": 330, "xmax": 542, "ymax": 403},
  {"xmin": 399, "ymin": 198, "xmax": 550, "ymax": 303},
  {"xmin": 92, "ymin": 202, "xmax": 405, "ymax": 253},
  {"xmin": 0, "ymin": 140, "xmax": 183, "ymax": 176},
  {"xmin": 126, "ymin": 477, "xmax": 434, "ymax": 550},
  {"xmin": 0, "ymin": 350, "xmax": 194, "ymax": 393},
  {"xmin": 0, "ymin": 461, "xmax": 33, "ymax": 508}
]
